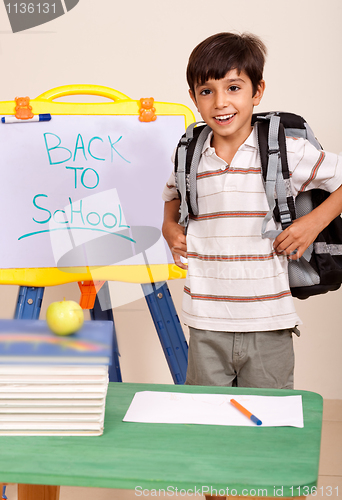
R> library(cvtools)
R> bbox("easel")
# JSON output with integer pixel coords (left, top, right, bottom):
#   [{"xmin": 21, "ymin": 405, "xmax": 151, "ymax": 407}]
[
  {"xmin": 14, "ymin": 282, "xmax": 188, "ymax": 384},
  {"xmin": 3, "ymin": 84, "xmax": 193, "ymax": 386}
]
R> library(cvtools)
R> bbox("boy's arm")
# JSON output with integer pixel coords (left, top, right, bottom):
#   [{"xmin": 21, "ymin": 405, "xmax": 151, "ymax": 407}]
[
  {"xmin": 274, "ymin": 184, "xmax": 342, "ymax": 260},
  {"xmin": 162, "ymin": 199, "xmax": 188, "ymax": 270}
]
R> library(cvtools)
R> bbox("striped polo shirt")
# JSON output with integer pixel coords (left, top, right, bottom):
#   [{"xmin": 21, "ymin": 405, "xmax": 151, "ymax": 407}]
[{"xmin": 162, "ymin": 127, "xmax": 342, "ymax": 332}]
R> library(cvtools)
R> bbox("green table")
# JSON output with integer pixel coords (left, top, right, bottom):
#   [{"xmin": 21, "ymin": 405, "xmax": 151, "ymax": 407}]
[{"xmin": 0, "ymin": 383, "xmax": 323, "ymax": 498}]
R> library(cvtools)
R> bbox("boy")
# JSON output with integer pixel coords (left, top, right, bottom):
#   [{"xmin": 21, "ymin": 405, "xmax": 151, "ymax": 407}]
[
  {"xmin": 162, "ymin": 32, "xmax": 342, "ymax": 390},
  {"xmin": 162, "ymin": 32, "xmax": 342, "ymax": 500}
]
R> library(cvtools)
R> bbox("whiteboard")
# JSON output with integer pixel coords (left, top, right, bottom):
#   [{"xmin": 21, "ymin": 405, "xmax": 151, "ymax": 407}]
[{"xmin": 0, "ymin": 114, "xmax": 184, "ymax": 274}]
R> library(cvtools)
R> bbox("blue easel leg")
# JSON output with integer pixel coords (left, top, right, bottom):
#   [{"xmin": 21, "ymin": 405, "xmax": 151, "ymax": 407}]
[
  {"xmin": 90, "ymin": 282, "xmax": 122, "ymax": 383},
  {"xmin": 14, "ymin": 286, "xmax": 45, "ymax": 319},
  {"xmin": 142, "ymin": 282, "xmax": 188, "ymax": 385},
  {"xmin": 2, "ymin": 485, "xmax": 7, "ymax": 500},
  {"xmin": 13, "ymin": 283, "xmax": 187, "ymax": 384}
]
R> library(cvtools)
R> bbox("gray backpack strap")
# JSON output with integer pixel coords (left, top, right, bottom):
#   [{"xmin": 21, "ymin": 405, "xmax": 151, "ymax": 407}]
[
  {"xmin": 284, "ymin": 123, "xmax": 322, "ymax": 150},
  {"xmin": 261, "ymin": 114, "xmax": 293, "ymax": 239},
  {"xmin": 177, "ymin": 122, "xmax": 211, "ymax": 226},
  {"xmin": 177, "ymin": 122, "xmax": 198, "ymax": 227},
  {"xmin": 188, "ymin": 125, "xmax": 212, "ymax": 216},
  {"xmin": 261, "ymin": 114, "xmax": 282, "ymax": 239},
  {"xmin": 304, "ymin": 122, "xmax": 322, "ymax": 149}
]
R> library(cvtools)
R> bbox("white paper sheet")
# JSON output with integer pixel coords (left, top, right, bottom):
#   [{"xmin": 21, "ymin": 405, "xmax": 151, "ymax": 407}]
[{"xmin": 123, "ymin": 392, "xmax": 304, "ymax": 428}]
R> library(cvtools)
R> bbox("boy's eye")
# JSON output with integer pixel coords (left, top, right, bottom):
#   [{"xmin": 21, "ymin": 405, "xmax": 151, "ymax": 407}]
[
  {"xmin": 199, "ymin": 89, "xmax": 212, "ymax": 96},
  {"xmin": 228, "ymin": 85, "xmax": 240, "ymax": 92}
]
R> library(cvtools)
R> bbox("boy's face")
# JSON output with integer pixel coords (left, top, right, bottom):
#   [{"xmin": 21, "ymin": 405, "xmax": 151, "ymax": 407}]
[{"xmin": 189, "ymin": 69, "xmax": 265, "ymax": 148}]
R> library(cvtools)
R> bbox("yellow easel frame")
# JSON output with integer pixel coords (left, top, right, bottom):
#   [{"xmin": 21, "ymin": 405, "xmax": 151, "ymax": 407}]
[{"xmin": 0, "ymin": 85, "xmax": 194, "ymax": 286}]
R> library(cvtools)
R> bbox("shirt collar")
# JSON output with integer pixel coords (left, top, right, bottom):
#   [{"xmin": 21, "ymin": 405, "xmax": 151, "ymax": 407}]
[{"xmin": 202, "ymin": 126, "xmax": 258, "ymax": 156}]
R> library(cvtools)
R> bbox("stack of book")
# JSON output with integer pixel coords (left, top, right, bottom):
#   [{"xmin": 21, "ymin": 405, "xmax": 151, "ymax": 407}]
[{"xmin": 0, "ymin": 319, "xmax": 113, "ymax": 436}]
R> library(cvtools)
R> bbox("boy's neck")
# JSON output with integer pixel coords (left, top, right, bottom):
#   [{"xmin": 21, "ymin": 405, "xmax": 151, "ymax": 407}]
[{"xmin": 211, "ymin": 125, "xmax": 253, "ymax": 165}]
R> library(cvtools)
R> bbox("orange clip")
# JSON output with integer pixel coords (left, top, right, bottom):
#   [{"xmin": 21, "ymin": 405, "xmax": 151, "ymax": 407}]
[
  {"xmin": 139, "ymin": 97, "xmax": 157, "ymax": 122},
  {"xmin": 78, "ymin": 280, "xmax": 106, "ymax": 310},
  {"xmin": 14, "ymin": 96, "xmax": 34, "ymax": 120}
]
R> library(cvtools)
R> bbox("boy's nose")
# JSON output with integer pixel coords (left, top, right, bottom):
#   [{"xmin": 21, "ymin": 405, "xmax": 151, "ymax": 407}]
[{"xmin": 214, "ymin": 91, "xmax": 229, "ymax": 109}]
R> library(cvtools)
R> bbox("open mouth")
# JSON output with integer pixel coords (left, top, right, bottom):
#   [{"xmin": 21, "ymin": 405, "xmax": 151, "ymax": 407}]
[{"xmin": 213, "ymin": 113, "xmax": 236, "ymax": 125}]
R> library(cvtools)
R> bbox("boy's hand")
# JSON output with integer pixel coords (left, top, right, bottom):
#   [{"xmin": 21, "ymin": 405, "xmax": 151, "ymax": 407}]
[
  {"xmin": 274, "ymin": 184, "xmax": 342, "ymax": 260},
  {"xmin": 273, "ymin": 212, "xmax": 320, "ymax": 260},
  {"xmin": 162, "ymin": 199, "xmax": 188, "ymax": 269},
  {"xmin": 162, "ymin": 220, "xmax": 188, "ymax": 269}
]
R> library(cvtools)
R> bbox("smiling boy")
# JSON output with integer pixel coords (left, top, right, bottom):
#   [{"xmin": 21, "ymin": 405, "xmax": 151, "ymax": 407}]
[
  {"xmin": 188, "ymin": 69, "xmax": 264, "ymax": 167},
  {"xmin": 162, "ymin": 32, "xmax": 342, "ymax": 391}
]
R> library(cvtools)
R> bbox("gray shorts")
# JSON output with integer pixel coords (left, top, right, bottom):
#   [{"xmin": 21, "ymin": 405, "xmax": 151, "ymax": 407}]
[{"xmin": 185, "ymin": 327, "xmax": 300, "ymax": 389}]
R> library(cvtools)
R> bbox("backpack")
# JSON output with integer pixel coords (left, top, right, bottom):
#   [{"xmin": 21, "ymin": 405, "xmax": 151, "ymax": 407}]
[{"xmin": 174, "ymin": 112, "xmax": 342, "ymax": 300}]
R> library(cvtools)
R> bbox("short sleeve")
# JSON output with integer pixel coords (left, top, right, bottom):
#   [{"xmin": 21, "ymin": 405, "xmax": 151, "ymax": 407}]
[
  {"xmin": 162, "ymin": 147, "xmax": 179, "ymax": 202},
  {"xmin": 286, "ymin": 137, "xmax": 342, "ymax": 195}
]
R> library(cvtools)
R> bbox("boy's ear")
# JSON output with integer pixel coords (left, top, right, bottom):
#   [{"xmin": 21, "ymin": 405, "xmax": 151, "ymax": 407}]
[
  {"xmin": 253, "ymin": 80, "xmax": 265, "ymax": 106},
  {"xmin": 189, "ymin": 89, "xmax": 198, "ymax": 108}
]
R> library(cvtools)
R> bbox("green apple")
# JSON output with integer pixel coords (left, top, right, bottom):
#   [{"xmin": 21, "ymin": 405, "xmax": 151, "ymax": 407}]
[{"xmin": 46, "ymin": 300, "xmax": 84, "ymax": 336}]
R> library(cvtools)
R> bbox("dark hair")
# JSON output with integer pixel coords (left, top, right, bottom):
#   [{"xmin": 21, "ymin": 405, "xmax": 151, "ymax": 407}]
[{"xmin": 187, "ymin": 32, "xmax": 267, "ymax": 96}]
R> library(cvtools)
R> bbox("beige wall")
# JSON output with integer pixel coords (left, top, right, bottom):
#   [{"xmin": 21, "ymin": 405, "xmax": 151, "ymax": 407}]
[{"xmin": 0, "ymin": 0, "xmax": 341, "ymax": 398}]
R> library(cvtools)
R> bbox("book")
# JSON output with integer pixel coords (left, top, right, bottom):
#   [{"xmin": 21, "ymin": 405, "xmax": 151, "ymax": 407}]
[
  {"xmin": 0, "ymin": 398, "xmax": 106, "ymax": 408},
  {"xmin": 0, "ymin": 429, "xmax": 104, "ymax": 436},
  {"xmin": 0, "ymin": 406, "xmax": 104, "ymax": 413},
  {"xmin": 0, "ymin": 320, "xmax": 112, "ymax": 436},
  {"xmin": 0, "ymin": 319, "xmax": 113, "ymax": 365}
]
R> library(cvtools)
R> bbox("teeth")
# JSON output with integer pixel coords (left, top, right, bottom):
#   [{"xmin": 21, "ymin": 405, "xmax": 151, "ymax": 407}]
[{"xmin": 215, "ymin": 114, "xmax": 235, "ymax": 121}]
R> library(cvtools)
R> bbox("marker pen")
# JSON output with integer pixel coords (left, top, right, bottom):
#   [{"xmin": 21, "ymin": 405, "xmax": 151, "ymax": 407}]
[
  {"xmin": 230, "ymin": 398, "xmax": 263, "ymax": 426},
  {"xmin": 1, "ymin": 114, "xmax": 51, "ymax": 124}
]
